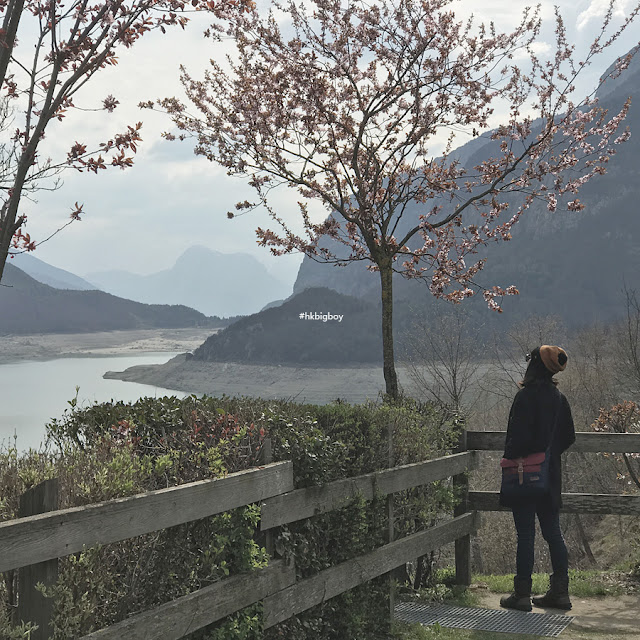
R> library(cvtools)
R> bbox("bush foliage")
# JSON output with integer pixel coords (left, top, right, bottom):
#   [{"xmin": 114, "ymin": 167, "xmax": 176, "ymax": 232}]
[{"xmin": 1, "ymin": 394, "xmax": 459, "ymax": 639}]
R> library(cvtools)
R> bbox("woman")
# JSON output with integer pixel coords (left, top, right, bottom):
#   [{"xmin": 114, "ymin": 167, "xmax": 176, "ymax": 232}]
[{"xmin": 499, "ymin": 345, "xmax": 576, "ymax": 612}]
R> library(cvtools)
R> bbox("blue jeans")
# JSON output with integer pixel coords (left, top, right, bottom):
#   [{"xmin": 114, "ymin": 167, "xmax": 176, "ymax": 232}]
[{"xmin": 511, "ymin": 501, "xmax": 569, "ymax": 580}]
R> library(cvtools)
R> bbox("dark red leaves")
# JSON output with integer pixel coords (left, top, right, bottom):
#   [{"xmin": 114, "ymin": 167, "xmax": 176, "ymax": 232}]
[
  {"xmin": 70, "ymin": 202, "xmax": 84, "ymax": 221},
  {"xmin": 103, "ymin": 94, "xmax": 120, "ymax": 112}
]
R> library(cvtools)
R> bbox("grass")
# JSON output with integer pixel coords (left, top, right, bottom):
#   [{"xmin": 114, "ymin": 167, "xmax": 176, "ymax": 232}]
[
  {"xmin": 421, "ymin": 567, "xmax": 635, "ymax": 599},
  {"xmin": 391, "ymin": 622, "xmax": 551, "ymax": 639},
  {"xmin": 472, "ymin": 569, "xmax": 632, "ymax": 598}
]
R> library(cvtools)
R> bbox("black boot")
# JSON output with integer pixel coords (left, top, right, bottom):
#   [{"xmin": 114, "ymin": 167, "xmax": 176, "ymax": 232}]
[
  {"xmin": 532, "ymin": 573, "xmax": 572, "ymax": 610},
  {"xmin": 500, "ymin": 576, "xmax": 532, "ymax": 612}
]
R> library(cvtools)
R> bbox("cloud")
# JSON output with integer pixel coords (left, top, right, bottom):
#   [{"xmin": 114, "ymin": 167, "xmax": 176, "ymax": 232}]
[
  {"xmin": 576, "ymin": 0, "xmax": 632, "ymax": 31},
  {"xmin": 27, "ymin": 136, "xmax": 307, "ymax": 285},
  {"xmin": 511, "ymin": 40, "xmax": 554, "ymax": 62}
]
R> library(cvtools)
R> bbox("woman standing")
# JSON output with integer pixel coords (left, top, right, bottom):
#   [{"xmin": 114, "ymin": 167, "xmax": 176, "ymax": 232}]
[{"xmin": 499, "ymin": 345, "xmax": 576, "ymax": 612}]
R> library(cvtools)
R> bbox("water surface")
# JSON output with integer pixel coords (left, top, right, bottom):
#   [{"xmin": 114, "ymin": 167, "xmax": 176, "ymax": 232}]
[{"xmin": 0, "ymin": 353, "xmax": 186, "ymax": 453}]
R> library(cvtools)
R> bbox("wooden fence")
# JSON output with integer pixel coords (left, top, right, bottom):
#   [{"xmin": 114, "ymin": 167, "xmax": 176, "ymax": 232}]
[
  {"xmin": 2, "ymin": 430, "xmax": 639, "ymax": 639},
  {"xmin": 1, "ymin": 450, "xmax": 479, "ymax": 639}
]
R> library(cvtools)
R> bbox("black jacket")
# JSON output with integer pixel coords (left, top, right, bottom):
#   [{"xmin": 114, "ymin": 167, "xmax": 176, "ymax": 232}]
[{"xmin": 499, "ymin": 380, "xmax": 575, "ymax": 510}]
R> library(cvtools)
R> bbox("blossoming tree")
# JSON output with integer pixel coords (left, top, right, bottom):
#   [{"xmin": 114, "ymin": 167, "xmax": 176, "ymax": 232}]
[
  {"xmin": 158, "ymin": 0, "xmax": 638, "ymax": 399},
  {"xmin": 0, "ymin": 0, "xmax": 250, "ymax": 284}
]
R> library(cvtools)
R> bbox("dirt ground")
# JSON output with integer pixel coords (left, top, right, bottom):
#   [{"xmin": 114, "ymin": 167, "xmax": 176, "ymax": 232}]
[
  {"xmin": 476, "ymin": 591, "xmax": 640, "ymax": 638},
  {"xmin": 0, "ymin": 328, "xmax": 217, "ymax": 364}
]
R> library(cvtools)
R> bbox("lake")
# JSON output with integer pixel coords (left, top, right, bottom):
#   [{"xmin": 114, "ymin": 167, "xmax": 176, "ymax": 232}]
[{"xmin": 0, "ymin": 353, "xmax": 187, "ymax": 453}]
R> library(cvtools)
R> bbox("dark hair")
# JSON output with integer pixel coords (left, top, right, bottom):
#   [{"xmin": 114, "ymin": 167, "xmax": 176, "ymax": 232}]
[{"xmin": 520, "ymin": 346, "xmax": 558, "ymax": 387}]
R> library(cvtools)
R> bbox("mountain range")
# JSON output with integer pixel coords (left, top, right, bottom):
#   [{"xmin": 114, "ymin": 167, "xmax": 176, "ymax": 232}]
[
  {"xmin": 0, "ymin": 263, "xmax": 223, "ymax": 335},
  {"xmin": 3, "ymin": 49, "xmax": 639, "ymax": 359},
  {"xmin": 86, "ymin": 246, "xmax": 290, "ymax": 318},
  {"xmin": 192, "ymin": 287, "xmax": 383, "ymax": 365},
  {"xmin": 10, "ymin": 253, "xmax": 97, "ymax": 291}
]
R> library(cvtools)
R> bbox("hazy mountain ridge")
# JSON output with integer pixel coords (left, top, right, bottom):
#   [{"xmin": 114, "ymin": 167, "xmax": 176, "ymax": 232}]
[
  {"xmin": 0, "ymin": 263, "xmax": 224, "ymax": 335},
  {"xmin": 87, "ymin": 245, "xmax": 291, "ymax": 317},
  {"xmin": 10, "ymin": 253, "xmax": 98, "ymax": 291}
]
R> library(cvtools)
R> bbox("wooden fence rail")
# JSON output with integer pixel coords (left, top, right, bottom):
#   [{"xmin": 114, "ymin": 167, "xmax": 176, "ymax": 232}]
[
  {"xmin": 5, "ymin": 449, "xmax": 479, "ymax": 639},
  {"xmin": 0, "ymin": 461, "xmax": 294, "ymax": 574},
  {"xmin": 79, "ymin": 561, "xmax": 296, "ymax": 640},
  {"xmin": 260, "ymin": 451, "xmax": 477, "ymax": 530},
  {"xmin": 469, "ymin": 491, "xmax": 640, "ymax": 515},
  {"xmin": 262, "ymin": 511, "xmax": 480, "ymax": 629},
  {"xmin": 467, "ymin": 430, "xmax": 640, "ymax": 453}
]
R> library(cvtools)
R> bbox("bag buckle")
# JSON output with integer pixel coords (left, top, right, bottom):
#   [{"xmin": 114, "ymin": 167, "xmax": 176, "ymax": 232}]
[{"xmin": 517, "ymin": 460, "xmax": 524, "ymax": 485}]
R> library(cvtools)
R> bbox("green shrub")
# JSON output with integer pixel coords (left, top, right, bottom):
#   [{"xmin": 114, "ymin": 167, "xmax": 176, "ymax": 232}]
[
  {"xmin": 1, "ymin": 395, "xmax": 458, "ymax": 639},
  {"xmin": 0, "ymin": 611, "xmax": 37, "ymax": 640}
]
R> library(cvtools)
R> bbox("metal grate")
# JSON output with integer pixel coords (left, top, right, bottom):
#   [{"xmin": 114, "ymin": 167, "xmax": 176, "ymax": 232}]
[{"xmin": 395, "ymin": 601, "xmax": 574, "ymax": 637}]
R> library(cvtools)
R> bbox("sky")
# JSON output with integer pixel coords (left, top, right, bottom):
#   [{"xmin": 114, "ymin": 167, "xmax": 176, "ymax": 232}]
[{"xmin": 10, "ymin": 0, "xmax": 640, "ymax": 291}]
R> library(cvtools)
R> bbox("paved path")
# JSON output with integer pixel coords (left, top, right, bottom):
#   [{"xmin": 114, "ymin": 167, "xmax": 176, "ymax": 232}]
[{"xmin": 477, "ymin": 591, "xmax": 640, "ymax": 636}]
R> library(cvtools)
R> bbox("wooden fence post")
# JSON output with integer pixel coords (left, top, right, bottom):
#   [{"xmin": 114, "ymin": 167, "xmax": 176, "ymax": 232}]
[
  {"xmin": 453, "ymin": 426, "xmax": 471, "ymax": 586},
  {"xmin": 260, "ymin": 438, "xmax": 276, "ymax": 558},
  {"xmin": 17, "ymin": 478, "xmax": 59, "ymax": 640},
  {"xmin": 387, "ymin": 421, "xmax": 395, "ymax": 627}
]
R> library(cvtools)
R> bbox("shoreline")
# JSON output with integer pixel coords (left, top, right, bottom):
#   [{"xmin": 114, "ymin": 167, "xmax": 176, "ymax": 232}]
[
  {"xmin": 0, "ymin": 328, "xmax": 417, "ymax": 404},
  {"xmin": 103, "ymin": 355, "xmax": 416, "ymax": 405},
  {"xmin": 0, "ymin": 328, "xmax": 217, "ymax": 365}
]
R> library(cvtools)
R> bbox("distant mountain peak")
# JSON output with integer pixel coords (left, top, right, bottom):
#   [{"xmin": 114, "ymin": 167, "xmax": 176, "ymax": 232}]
[
  {"xmin": 86, "ymin": 245, "xmax": 290, "ymax": 317},
  {"xmin": 9, "ymin": 253, "xmax": 98, "ymax": 291},
  {"xmin": 177, "ymin": 245, "xmax": 222, "ymax": 260},
  {"xmin": 173, "ymin": 245, "xmax": 257, "ymax": 268}
]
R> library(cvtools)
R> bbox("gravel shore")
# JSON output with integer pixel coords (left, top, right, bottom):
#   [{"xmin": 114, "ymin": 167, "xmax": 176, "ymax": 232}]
[
  {"xmin": 104, "ymin": 355, "xmax": 416, "ymax": 405},
  {"xmin": 0, "ymin": 328, "xmax": 217, "ymax": 364}
]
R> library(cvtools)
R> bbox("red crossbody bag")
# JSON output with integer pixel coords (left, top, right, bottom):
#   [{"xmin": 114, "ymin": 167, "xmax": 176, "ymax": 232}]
[{"xmin": 500, "ymin": 396, "xmax": 560, "ymax": 498}]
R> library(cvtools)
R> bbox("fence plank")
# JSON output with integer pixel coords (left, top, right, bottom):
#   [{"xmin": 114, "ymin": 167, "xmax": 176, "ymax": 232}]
[
  {"xmin": 566, "ymin": 433, "xmax": 640, "ymax": 453},
  {"xmin": 79, "ymin": 561, "xmax": 296, "ymax": 640},
  {"xmin": 467, "ymin": 431, "xmax": 640, "ymax": 453},
  {"xmin": 17, "ymin": 479, "xmax": 58, "ymax": 640},
  {"xmin": 469, "ymin": 491, "xmax": 640, "ymax": 515},
  {"xmin": 261, "ymin": 452, "xmax": 477, "ymax": 531},
  {"xmin": 453, "ymin": 428, "xmax": 471, "ymax": 587},
  {"xmin": 0, "ymin": 462, "xmax": 293, "ymax": 573},
  {"xmin": 263, "ymin": 511, "xmax": 480, "ymax": 629}
]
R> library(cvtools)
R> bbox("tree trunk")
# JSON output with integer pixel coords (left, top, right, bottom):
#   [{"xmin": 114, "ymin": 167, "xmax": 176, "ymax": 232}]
[
  {"xmin": 379, "ymin": 260, "xmax": 399, "ymax": 400},
  {"xmin": 0, "ymin": 209, "xmax": 17, "ymax": 284},
  {"xmin": 0, "ymin": 1, "xmax": 25, "ymax": 285},
  {"xmin": 0, "ymin": 191, "xmax": 26, "ymax": 284},
  {"xmin": 574, "ymin": 513, "xmax": 597, "ymax": 566},
  {"xmin": 0, "ymin": 0, "xmax": 24, "ymax": 88}
]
